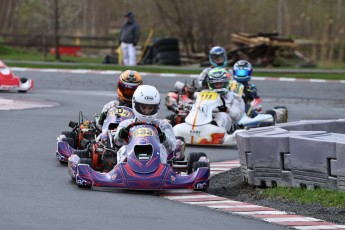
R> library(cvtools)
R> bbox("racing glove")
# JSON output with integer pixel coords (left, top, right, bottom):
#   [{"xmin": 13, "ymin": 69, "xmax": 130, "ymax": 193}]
[
  {"xmin": 159, "ymin": 132, "xmax": 166, "ymax": 143},
  {"xmin": 218, "ymin": 105, "xmax": 228, "ymax": 112},
  {"xmin": 118, "ymin": 127, "xmax": 130, "ymax": 139}
]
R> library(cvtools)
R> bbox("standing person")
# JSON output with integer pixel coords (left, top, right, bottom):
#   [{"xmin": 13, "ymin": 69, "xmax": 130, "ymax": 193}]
[
  {"xmin": 114, "ymin": 85, "xmax": 176, "ymax": 164},
  {"xmin": 197, "ymin": 46, "xmax": 231, "ymax": 89},
  {"xmin": 119, "ymin": 12, "xmax": 140, "ymax": 66}
]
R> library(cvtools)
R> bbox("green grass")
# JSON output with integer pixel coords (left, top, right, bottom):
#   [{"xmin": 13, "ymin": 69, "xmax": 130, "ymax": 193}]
[
  {"xmin": 2, "ymin": 45, "xmax": 345, "ymax": 79},
  {"xmin": 263, "ymin": 187, "xmax": 345, "ymax": 208}
]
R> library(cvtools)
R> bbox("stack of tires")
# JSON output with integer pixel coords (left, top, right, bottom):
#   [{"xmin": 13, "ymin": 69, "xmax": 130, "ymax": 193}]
[{"xmin": 141, "ymin": 38, "xmax": 180, "ymax": 65}]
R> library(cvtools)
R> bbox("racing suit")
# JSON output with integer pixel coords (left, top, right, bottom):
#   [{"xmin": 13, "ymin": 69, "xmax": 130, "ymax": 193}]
[
  {"xmin": 201, "ymin": 90, "xmax": 245, "ymax": 133},
  {"xmin": 197, "ymin": 67, "xmax": 232, "ymax": 90},
  {"xmin": 231, "ymin": 80, "xmax": 260, "ymax": 117},
  {"xmin": 241, "ymin": 82, "xmax": 260, "ymax": 104},
  {"xmin": 114, "ymin": 118, "xmax": 176, "ymax": 164},
  {"xmin": 98, "ymin": 97, "xmax": 132, "ymax": 126}
]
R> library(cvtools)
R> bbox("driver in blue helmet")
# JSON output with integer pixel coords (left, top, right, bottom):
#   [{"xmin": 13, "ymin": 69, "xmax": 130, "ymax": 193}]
[
  {"xmin": 232, "ymin": 60, "xmax": 261, "ymax": 116},
  {"xmin": 197, "ymin": 46, "xmax": 231, "ymax": 90}
]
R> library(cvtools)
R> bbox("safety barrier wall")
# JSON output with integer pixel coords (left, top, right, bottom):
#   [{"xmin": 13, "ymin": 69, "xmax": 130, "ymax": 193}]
[{"xmin": 236, "ymin": 119, "xmax": 345, "ymax": 190}]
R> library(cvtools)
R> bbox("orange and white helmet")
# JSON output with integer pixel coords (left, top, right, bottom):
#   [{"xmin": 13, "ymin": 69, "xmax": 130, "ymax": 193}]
[{"xmin": 117, "ymin": 70, "xmax": 143, "ymax": 107}]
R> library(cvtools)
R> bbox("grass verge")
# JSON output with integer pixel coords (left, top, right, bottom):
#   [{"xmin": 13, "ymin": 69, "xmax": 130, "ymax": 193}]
[{"xmin": 263, "ymin": 187, "xmax": 345, "ymax": 208}]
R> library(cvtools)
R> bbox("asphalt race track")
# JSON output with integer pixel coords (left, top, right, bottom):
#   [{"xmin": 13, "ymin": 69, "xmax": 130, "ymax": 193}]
[{"xmin": 0, "ymin": 69, "xmax": 344, "ymax": 230}]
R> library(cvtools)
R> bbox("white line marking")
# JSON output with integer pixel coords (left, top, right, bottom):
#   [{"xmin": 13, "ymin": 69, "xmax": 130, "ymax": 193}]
[
  {"xmin": 163, "ymin": 195, "xmax": 219, "ymax": 200},
  {"xmin": 234, "ymin": 211, "xmax": 288, "ymax": 215},
  {"xmin": 264, "ymin": 217, "xmax": 322, "ymax": 223}
]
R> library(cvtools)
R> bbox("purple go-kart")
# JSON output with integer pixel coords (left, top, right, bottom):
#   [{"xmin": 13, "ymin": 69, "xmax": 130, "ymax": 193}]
[{"xmin": 68, "ymin": 123, "xmax": 210, "ymax": 191}]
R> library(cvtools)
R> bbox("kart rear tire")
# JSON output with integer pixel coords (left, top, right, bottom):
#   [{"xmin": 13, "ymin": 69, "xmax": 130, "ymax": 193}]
[
  {"xmin": 265, "ymin": 110, "xmax": 277, "ymax": 125},
  {"xmin": 18, "ymin": 78, "xmax": 28, "ymax": 93},
  {"xmin": 61, "ymin": 137, "xmax": 75, "ymax": 148},
  {"xmin": 187, "ymin": 152, "xmax": 207, "ymax": 174},
  {"xmin": 274, "ymin": 106, "xmax": 288, "ymax": 123}
]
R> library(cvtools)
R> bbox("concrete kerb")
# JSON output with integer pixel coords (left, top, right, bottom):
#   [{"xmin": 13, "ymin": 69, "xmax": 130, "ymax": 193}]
[{"xmin": 236, "ymin": 119, "xmax": 345, "ymax": 191}]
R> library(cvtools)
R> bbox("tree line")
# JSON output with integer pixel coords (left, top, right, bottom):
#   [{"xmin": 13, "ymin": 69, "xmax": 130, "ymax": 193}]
[{"xmin": 0, "ymin": 0, "xmax": 344, "ymax": 63}]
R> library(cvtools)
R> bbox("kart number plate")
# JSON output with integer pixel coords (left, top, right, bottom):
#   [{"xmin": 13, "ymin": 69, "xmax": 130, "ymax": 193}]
[
  {"xmin": 109, "ymin": 107, "xmax": 131, "ymax": 117},
  {"xmin": 132, "ymin": 128, "xmax": 154, "ymax": 137},
  {"xmin": 198, "ymin": 91, "xmax": 218, "ymax": 101}
]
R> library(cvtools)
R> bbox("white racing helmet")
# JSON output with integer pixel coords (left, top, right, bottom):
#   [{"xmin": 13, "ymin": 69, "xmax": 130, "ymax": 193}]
[{"xmin": 132, "ymin": 85, "xmax": 160, "ymax": 123}]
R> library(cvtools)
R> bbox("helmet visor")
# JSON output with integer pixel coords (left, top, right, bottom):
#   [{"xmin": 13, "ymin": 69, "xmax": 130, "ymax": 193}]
[
  {"xmin": 210, "ymin": 55, "xmax": 224, "ymax": 64},
  {"xmin": 118, "ymin": 81, "xmax": 138, "ymax": 99},
  {"xmin": 134, "ymin": 102, "xmax": 159, "ymax": 116},
  {"xmin": 234, "ymin": 69, "xmax": 249, "ymax": 77}
]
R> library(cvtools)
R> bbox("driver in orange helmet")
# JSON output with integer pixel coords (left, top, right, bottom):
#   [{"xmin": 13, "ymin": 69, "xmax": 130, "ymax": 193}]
[{"xmin": 98, "ymin": 70, "xmax": 143, "ymax": 125}]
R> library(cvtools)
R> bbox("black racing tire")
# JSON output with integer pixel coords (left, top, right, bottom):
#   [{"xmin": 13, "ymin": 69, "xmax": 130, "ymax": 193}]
[
  {"xmin": 274, "ymin": 106, "xmax": 289, "ymax": 123},
  {"xmin": 187, "ymin": 152, "xmax": 207, "ymax": 174},
  {"xmin": 18, "ymin": 78, "xmax": 29, "ymax": 92},
  {"xmin": 61, "ymin": 137, "xmax": 75, "ymax": 148},
  {"xmin": 193, "ymin": 161, "xmax": 209, "ymax": 172},
  {"xmin": 154, "ymin": 38, "xmax": 179, "ymax": 47},
  {"xmin": 20, "ymin": 77, "xmax": 28, "ymax": 83},
  {"xmin": 155, "ymin": 51, "xmax": 180, "ymax": 60},
  {"xmin": 154, "ymin": 45, "xmax": 179, "ymax": 55},
  {"xmin": 265, "ymin": 110, "xmax": 277, "ymax": 125}
]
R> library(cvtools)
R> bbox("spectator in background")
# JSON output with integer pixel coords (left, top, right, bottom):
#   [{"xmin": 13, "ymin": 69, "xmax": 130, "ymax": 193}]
[{"xmin": 119, "ymin": 12, "xmax": 140, "ymax": 66}]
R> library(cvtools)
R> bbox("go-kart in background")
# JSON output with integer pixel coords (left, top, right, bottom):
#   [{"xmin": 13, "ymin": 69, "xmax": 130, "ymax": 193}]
[{"xmin": 0, "ymin": 69, "xmax": 344, "ymax": 230}]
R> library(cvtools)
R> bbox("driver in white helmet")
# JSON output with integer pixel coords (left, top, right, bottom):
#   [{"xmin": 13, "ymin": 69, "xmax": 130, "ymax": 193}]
[{"xmin": 114, "ymin": 85, "xmax": 176, "ymax": 164}]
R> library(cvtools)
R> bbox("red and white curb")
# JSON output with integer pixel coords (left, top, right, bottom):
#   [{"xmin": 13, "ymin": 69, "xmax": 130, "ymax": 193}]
[
  {"xmin": 210, "ymin": 160, "xmax": 241, "ymax": 176},
  {"xmin": 0, "ymin": 97, "xmax": 59, "ymax": 110},
  {"xmin": 11, "ymin": 67, "xmax": 345, "ymax": 84},
  {"xmin": 160, "ymin": 160, "xmax": 345, "ymax": 229}
]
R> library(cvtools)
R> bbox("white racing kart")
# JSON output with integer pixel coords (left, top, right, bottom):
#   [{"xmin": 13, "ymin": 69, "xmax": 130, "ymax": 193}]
[{"xmin": 173, "ymin": 90, "xmax": 285, "ymax": 146}]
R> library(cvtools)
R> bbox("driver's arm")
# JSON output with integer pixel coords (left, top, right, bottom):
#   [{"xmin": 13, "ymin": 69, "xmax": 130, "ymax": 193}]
[
  {"xmin": 158, "ymin": 120, "xmax": 176, "ymax": 153},
  {"xmin": 114, "ymin": 119, "xmax": 133, "ymax": 145}
]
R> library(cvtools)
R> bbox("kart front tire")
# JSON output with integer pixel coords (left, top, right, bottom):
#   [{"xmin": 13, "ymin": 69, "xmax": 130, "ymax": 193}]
[
  {"xmin": 187, "ymin": 152, "xmax": 207, "ymax": 174},
  {"xmin": 192, "ymin": 161, "xmax": 209, "ymax": 191}
]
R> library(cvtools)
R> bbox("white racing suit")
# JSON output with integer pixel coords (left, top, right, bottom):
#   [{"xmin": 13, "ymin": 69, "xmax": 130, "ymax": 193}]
[
  {"xmin": 97, "ymin": 99, "xmax": 120, "ymax": 126},
  {"xmin": 101, "ymin": 100, "xmax": 120, "ymax": 114},
  {"xmin": 114, "ymin": 118, "xmax": 176, "ymax": 164},
  {"xmin": 202, "ymin": 90, "xmax": 245, "ymax": 133}
]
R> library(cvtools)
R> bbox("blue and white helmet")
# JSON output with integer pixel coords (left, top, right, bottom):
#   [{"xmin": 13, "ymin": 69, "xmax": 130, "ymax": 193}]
[
  {"xmin": 232, "ymin": 60, "xmax": 253, "ymax": 83},
  {"xmin": 209, "ymin": 46, "xmax": 227, "ymax": 68}
]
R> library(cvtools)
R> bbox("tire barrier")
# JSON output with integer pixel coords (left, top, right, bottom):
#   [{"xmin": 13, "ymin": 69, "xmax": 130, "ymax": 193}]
[
  {"xmin": 236, "ymin": 119, "xmax": 345, "ymax": 191},
  {"xmin": 140, "ymin": 37, "xmax": 181, "ymax": 65}
]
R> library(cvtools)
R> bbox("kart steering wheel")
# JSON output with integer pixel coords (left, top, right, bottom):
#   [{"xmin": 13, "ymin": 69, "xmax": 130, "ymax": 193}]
[{"xmin": 125, "ymin": 122, "xmax": 163, "ymax": 136}]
